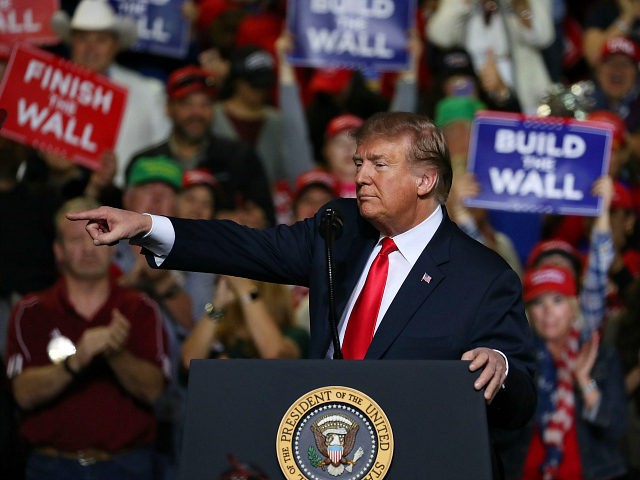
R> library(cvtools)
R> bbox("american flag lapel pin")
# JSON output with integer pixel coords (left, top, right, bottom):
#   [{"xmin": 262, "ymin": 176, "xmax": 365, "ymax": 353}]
[{"xmin": 421, "ymin": 273, "xmax": 432, "ymax": 284}]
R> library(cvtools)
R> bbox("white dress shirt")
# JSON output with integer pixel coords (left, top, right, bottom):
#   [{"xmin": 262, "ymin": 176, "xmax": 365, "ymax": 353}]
[{"xmin": 336, "ymin": 206, "xmax": 444, "ymax": 346}]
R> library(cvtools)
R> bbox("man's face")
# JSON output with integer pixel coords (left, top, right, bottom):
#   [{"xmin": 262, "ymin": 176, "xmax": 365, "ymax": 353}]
[
  {"xmin": 354, "ymin": 136, "xmax": 430, "ymax": 236},
  {"xmin": 55, "ymin": 219, "xmax": 113, "ymax": 280},
  {"xmin": 235, "ymin": 79, "xmax": 270, "ymax": 107},
  {"xmin": 167, "ymin": 92, "xmax": 214, "ymax": 144},
  {"xmin": 527, "ymin": 293, "xmax": 577, "ymax": 343},
  {"xmin": 124, "ymin": 182, "xmax": 177, "ymax": 216},
  {"xmin": 70, "ymin": 30, "xmax": 119, "ymax": 74},
  {"xmin": 293, "ymin": 186, "xmax": 335, "ymax": 222},
  {"xmin": 176, "ymin": 185, "xmax": 215, "ymax": 220},
  {"xmin": 596, "ymin": 54, "xmax": 638, "ymax": 101},
  {"xmin": 324, "ymin": 131, "xmax": 357, "ymax": 182}
]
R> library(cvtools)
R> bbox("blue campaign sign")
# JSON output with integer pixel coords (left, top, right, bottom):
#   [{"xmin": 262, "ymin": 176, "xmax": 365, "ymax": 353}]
[
  {"xmin": 109, "ymin": 0, "xmax": 190, "ymax": 58},
  {"xmin": 286, "ymin": 0, "xmax": 416, "ymax": 71},
  {"xmin": 466, "ymin": 112, "xmax": 612, "ymax": 216}
]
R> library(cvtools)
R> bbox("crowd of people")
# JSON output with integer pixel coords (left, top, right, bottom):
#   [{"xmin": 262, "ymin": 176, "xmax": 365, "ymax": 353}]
[{"xmin": 1, "ymin": 0, "xmax": 640, "ymax": 479}]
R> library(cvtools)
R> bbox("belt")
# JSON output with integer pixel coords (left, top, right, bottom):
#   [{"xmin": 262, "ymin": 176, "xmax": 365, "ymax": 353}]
[{"xmin": 36, "ymin": 446, "xmax": 114, "ymax": 466}]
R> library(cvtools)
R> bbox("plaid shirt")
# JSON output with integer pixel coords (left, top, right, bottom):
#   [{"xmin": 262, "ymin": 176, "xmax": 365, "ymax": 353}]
[{"xmin": 580, "ymin": 230, "xmax": 614, "ymax": 340}]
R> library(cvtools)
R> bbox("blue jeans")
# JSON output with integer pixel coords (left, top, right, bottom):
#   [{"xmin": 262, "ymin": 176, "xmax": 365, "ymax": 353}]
[{"xmin": 26, "ymin": 448, "xmax": 153, "ymax": 480}]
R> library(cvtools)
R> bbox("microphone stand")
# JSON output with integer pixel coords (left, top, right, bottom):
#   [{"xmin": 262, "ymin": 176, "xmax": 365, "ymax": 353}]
[{"xmin": 319, "ymin": 208, "xmax": 343, "ymax": 360}]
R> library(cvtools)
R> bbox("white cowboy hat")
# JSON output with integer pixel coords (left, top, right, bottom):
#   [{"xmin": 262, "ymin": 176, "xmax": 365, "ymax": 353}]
[{"xmin": 51, "ymin": 0, "xmax": 137, "ymax": 50}]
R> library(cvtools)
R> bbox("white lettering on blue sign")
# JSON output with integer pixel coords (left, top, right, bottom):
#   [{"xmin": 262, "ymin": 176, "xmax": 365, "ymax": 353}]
[
  {"xmin": 306, "ymin": 28, "xmax": 393, "ymax": 58},
  {"xmin": 494, "ymin": 129, "xmax": 586, "ymax": 159},
  {"xmin": 310, "ymin": 0, "xmax": 395, "ymax": 19},
  {"xmin": 488, "ymin": 168, "xmax": 583, "ymax": 200},
  {"xmin": 137, "ymin": 16, "xmax": 170, "ymax": 42}
]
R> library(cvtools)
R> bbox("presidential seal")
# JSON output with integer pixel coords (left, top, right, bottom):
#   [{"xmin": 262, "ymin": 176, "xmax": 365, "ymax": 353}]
[{"xmin": 276, "ymin": 386, "xmax": 393, "ymax": 480}]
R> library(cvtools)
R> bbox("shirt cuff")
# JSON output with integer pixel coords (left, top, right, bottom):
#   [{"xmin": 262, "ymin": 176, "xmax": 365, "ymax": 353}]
[
  {"xmin": 492, "ymin": 349, "xmax": 509, "ymax": 387},
  {"xmin": 582, "ymin": 395, "xmax": 602, "ymax": 422},
  {"xmin": 129, "ymin": 214, "xmax": 175, "ymax": 266}
]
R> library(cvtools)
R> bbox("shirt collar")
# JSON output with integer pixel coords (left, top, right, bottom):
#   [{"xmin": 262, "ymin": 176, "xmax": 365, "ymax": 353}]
[
  {"xmin": 380, "ymin": 205, "xmax": 443, "ymax": 266},
  {"xmin": 54, "ymin": 276, "xmax": 118, "ymax": 322}
]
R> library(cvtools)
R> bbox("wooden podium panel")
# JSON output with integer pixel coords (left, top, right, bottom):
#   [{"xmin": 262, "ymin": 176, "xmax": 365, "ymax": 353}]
[{"xmin": 179, "ymin": 359, "xmax": 492, "ymax": 480}]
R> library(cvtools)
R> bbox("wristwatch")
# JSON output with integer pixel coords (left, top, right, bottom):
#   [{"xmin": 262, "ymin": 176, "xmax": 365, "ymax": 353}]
[
  {"xmin": 63, "ymin": 355, "xmax": 82, "ymax": 380},
  {"xmin": 204, "ymin": 303, "xmax": 225, "ymax": 323}
]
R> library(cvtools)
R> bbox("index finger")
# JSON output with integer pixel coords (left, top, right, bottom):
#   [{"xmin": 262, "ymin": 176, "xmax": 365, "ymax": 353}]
[{"xmin": 66, "ymin": 207, "xmax": 105, "ymax": 222}]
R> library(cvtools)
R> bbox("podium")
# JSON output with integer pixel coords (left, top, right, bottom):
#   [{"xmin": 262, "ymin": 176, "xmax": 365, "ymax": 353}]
[{"xmin": 178, "ymin": 359, "xmax": 493, "ymax": 480}]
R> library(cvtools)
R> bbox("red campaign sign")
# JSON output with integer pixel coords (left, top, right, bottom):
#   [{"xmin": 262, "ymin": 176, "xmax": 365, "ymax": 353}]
[
  {"xmin": 0, "ymin": 43, "xmax": 127, "ymax": 170},
  {"xmin": 0, "ymin": 0, "xmax": 60, "ymax": 52}
]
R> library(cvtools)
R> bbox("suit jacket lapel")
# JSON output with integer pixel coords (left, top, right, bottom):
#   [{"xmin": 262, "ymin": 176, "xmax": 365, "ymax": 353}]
[{"xmin": 365, "ymin": 215, "xmax": 454, "ymax": 359}]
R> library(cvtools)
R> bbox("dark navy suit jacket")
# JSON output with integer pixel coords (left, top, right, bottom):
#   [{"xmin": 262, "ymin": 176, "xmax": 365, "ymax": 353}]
[{"xmin": 153, "ymin": 198, "xmax": 536, "ymax": 429}]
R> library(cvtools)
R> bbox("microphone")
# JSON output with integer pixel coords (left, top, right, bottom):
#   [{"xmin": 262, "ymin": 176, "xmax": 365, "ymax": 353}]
[
  {"xmin": 319, "ymin": 207, "xmax": 343, "ymax": 242},
  {"xmin": 319, "ymin": 207, "xmax": 344, "ymax": 359}
]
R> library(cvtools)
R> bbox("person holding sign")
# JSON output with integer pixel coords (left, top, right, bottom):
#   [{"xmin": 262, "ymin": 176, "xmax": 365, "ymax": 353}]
[
  {"xmin": 530, "ymin": 176, "xmax": 615, "ymax": 341},
  {"xmin": 436, "ymin": 96, "xmax": 524, "ymax": 278},
  {"xmin": 285, "ymin": 19, "xmax": 422, "ymax": 166},
  {"xmin": 275, "ymin": 28, "xmax": 420, "ymax": 199},
  {"xmin": 51, "ymin": 0, "xmax": 170, "ymax": 187}
]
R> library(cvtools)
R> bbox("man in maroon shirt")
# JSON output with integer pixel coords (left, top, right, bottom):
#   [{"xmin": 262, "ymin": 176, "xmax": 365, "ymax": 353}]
[{"xmin": 5, "ymin": 197, "xmax": 169, "ymax": 480}]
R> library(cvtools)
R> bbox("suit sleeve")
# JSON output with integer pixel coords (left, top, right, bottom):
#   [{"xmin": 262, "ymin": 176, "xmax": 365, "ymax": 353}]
[
  {"xmin": 468, "ymin": 268, "xmax": 537, "ymax": 429},
  {"xmin": 152, "ymin": 216, "xmax": 318, "ymax": 287}
]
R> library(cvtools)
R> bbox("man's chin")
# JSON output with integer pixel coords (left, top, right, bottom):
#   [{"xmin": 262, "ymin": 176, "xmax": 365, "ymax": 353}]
[
  {"xmin": 182, "ymin": 131, "xmax": 208, "ymax": 144},
  {"xmin": 357, "ymin": 200, "xmax": 378, "ymax": 220}
]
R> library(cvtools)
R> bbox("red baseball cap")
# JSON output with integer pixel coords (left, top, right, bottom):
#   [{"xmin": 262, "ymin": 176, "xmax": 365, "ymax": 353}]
[
  {"xmin": 526, "ymin": 239, "xmax": 583, "ymax": 275},
  {"xmin": 167, "ymin": 66, "xmax": 216, "ymax": 101},
  {"xmin": 325, "ymin": 114, "xmax": 364, "ymax": 140},
  {"xmin": 523, "ymin": 265, "xmax": 577, "ymax": 303},
  {"xmin": 600, "ymin": 36, "xmax": 640, "ymax": 64},
  {"xmin": 587, "ymin": 110, "xmax": 627, "ymax": 149},
  {"xmin": 182, "ymin": 168, "xmax": 218, "ymax": 190},
  {"xmin": 309, "ymin": 68, "xmax": 353, "ymax": 95},
  {"xmin": 293, "ymin": 169, "xmax": 338, "ymax": 201}
]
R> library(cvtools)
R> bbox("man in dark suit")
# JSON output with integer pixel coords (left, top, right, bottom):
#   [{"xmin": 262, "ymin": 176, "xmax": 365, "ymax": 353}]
[{"xmin": 68, "ymin": 112, "xmax": 535, "ymax": 431}]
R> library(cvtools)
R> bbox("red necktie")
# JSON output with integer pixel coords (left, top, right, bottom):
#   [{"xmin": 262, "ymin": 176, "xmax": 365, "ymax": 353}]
[{"xmin": 342, "ymin": 237, "xmax": 397, "ymax": 360}]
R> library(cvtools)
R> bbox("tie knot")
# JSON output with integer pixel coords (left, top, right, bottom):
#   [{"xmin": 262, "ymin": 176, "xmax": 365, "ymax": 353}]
[{"xmin": 379, "ymin": 237, "xmax": 397, "ymax": 257}]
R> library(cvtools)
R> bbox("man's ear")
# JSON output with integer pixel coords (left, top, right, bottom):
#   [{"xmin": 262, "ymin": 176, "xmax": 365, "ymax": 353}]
[{"xmin": 416, "ymin": 169, "xmax": 438, "ymax": 196}]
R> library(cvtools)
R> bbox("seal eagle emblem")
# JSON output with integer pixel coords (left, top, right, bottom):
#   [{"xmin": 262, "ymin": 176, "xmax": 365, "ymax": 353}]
[
  {"xmin": 276, "ymin": 386, "xmax": 393, "ymax": 480},
  {"xmin": 309, "ymin": 414, "xmax": 364, "ymax": 476}
]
